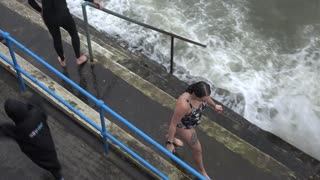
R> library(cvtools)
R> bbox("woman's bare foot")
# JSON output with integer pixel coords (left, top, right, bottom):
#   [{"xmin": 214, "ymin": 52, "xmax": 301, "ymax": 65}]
[
  {"xmin": 76, "ymin": 55, "xmax": 88, "ymax": 65},
  {"xmin": 200, "ymin": 171, "xmax": 212, "ymax": 180},
  {"xmin": 58, "ymin": 56, "xmax": 66, "ymax": 67}
]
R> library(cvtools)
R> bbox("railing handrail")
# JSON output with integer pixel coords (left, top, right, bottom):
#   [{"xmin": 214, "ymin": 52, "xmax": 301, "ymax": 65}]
[
  {"xmin": 0, "ymin": 30, "xmax": 206, "ymax": 180},
  {"xmin": 82, "ymin": 2, "xmax": 206, "ymax": 74}
]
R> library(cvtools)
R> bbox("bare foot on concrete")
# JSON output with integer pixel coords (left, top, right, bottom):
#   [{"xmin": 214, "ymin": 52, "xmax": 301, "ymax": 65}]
[
  {"xmin": 58, "ymin": 56, "xmax": 66, "ymax": 67},
  {"xmin": 76, "ymin": 55, "xmax": 88, "ymax": 65}
]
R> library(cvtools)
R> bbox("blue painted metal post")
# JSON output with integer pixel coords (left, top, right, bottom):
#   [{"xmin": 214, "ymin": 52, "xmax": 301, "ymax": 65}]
[
  {"xmin": 3, "ymin": 32, "xmax": 26, "ymax": 92},
  {"xmin": 102, "ymin": 106, "xmax": 207, "ymax": 180},
  {"xmin": 98, "ymin": 100, "xmax": 109, "ymax": 154},
  {"xmin": 0, "ymin": 29, "xmax": 206, "ymax": 180}
]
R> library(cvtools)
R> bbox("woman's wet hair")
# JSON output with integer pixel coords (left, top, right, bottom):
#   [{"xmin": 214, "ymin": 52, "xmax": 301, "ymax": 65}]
[{"xmin": 185, "ymin": 81, "xmax": 211, "ymax": 98}]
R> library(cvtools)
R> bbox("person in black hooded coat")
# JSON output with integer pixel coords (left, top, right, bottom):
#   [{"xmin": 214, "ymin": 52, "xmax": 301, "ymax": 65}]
[{"xmin": 0, "ymin": 97, "xmax": 63, "ymax": 180}]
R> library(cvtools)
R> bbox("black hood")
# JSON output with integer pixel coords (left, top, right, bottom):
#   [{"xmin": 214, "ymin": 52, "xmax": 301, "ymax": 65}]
[{"xmin": 4, "ymin": 98, "xmax": 29, "ymax": 124}]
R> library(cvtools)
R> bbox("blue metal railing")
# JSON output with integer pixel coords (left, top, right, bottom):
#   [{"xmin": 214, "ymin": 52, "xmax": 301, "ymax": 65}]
[
  {"xmin": 0, "ymin": 30, "xmax": 206, "ymax": 180},
  {"xmin": 82, "ymin": 2, "xmax": 206, "ymax": 74}
]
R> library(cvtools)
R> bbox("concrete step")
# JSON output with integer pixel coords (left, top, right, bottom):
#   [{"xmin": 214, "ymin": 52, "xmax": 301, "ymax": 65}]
[
  {"xmin": 1, "ymin": 0, "xmax": 319, "ymax": 179},
  {"xmin": 0, "ymin": 55, "xmax": 152, "ymax": 180}
]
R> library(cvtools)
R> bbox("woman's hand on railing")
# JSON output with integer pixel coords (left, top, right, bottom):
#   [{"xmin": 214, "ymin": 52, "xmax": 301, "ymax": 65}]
[
  {"xmin": 215, "ymin": 104, "xmax": 223, "ymax": 113},
  {"xmin": 92, "ymin": 0, "xmax": 103, "ymax": 10}
]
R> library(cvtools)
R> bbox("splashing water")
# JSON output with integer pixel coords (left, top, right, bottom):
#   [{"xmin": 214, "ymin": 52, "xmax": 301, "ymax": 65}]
[{"xmin": 68, "ymin": 0, "xmax": 320, "ymax": 160}]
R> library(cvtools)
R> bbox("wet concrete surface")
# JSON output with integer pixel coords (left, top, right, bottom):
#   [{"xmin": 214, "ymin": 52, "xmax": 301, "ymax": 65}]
[
  {"xmin": 0, "ymin": 64, "xmax": 152, "ymax": 180},
  {"xmin": 1, "ymin": 0, "xmax": 320, "ymax": 179},
  {"xmin": 73, "ymin": 7, "xmax": 320, "ymax": 180},
  {"xmin": 76, "ymin": 5, "xmax": 320, "ymax": 180},
  {"xmin": 105, "ymin": 40, "xmax": 320, "ymax": 179}
]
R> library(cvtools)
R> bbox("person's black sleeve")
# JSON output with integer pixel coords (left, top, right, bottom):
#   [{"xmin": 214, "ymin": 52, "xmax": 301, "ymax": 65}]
[
  {"xmin": 0, "ymin": 35, "xmax": 7, "ymax": 46},
  {"xmin": 84, "ymin": 0, "xmax": 94, "ymax": 2},
  {"xmin": 0, "ymin": 35, "xmax": 4, "ymax": 44},
  {"xmin": 28, "ymin": 0, "xmax": 42, "ymax": 13},
  {"xmin": 0, "ymin": 123, "xmax": 16, "ymax": 139}
]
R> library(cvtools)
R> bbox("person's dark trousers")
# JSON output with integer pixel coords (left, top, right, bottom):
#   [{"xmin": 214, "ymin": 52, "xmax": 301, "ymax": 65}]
[{"xmin": 44, "ymin": 12, "xmax": 81, "ymax": 61}]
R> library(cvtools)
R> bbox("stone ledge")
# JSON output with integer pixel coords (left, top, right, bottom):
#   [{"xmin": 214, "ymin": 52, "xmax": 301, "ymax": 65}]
[{"xmin": 0, "ymin": 43, "xmax": 190, "ymax": 180}]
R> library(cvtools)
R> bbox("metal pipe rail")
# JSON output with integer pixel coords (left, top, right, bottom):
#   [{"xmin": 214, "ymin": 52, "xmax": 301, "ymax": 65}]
[
  {"xmin": 0, "ymin": 30, "xmax": 206, "ymax": 180},
  {"xmin": 82, "ymin": 2, "xmax": 206, "ymax": 74}
]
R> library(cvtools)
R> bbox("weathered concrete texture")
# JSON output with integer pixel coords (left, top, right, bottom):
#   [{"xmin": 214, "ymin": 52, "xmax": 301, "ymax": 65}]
[
  {"xmin": 0, "ymin": 1, "xmax": 292, "ymax": 179},
  {"xmin": 72, "ymin": 7, "xmax": 320, "ymax": 180},
  {"xmin": 0, "ymin": 56, "xmax": 151, "ymax": 180},
  {"xmin": 78, "ymin": 6, "xmax": 320, "ymax": 180},
  {"xmin": 0, "ymin": 43, "xmax": 188, "ymax": 179},
  {"xmin": 88, "ymin": 24, "xmax": 320, "ymax": 180},
  {"xmin": 1, "ymin": 0, "xmax": 320, "ymax": 179}
]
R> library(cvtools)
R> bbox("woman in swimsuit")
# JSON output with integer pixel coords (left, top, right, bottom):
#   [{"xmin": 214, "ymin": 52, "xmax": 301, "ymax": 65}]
[{"xmin": 166, "ymin": 81, "xmax": 223, "ymax": 180}]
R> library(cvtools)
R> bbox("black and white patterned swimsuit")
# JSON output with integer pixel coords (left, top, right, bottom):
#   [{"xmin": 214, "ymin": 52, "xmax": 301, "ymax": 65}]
[{"xmin": 177, "ymin": 99, "xmax": 207, "ymax": 129}]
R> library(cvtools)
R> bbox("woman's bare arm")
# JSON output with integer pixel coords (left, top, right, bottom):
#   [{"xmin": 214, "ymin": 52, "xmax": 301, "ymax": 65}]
[
  {"xmin": 204, "ymin": 96, "xmax": 223, "ymax": 112},
  {"xmin": 166, "ymin": 97, "xmax": 189, "ymax": 151}
]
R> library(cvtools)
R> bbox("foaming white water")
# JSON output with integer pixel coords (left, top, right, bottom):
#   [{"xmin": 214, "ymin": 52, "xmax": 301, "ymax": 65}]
[
  {"xmin": 67, "ymin": 0, "xmax": 320, "ymax": 159},
  {"xmin": 269, "ymin": 36, "xmax": 320, "ymax": 158}
]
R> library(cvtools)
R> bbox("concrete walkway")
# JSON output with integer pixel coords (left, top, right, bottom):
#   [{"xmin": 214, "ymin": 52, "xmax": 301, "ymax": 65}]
[
  {"xmin": 0, "ymin": 64, "xmax": 151, "ymax": 180},
  {"xmin": 1, "ymin": 0, "xmax": 320, "ymax": 179}
]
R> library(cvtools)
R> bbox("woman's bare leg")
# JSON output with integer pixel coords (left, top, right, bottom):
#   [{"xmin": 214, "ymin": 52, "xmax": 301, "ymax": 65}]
[{"xmin": 176, "ymin": 128, "xmax": 211, "ymax": 179}]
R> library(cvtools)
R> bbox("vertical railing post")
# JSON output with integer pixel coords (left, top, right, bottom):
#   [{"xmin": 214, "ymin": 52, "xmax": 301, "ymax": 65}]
[
  {"xmin": 0, "ymin": 28, "xmax": 207, "ymax": 180},
  {"xmin": 4, "ymin": 32, "xmax": 26, "ymax": 92},
  {"xmin": 98, "ymin": 100, "xmax": 109, "ymax": 154},
  {"xmin": 170, "ymin": 36, "xmax": 174, "ymax": 74},
  {"xmin": 82, "ymin": 4, "xmax": 94, "ymax": 62}
]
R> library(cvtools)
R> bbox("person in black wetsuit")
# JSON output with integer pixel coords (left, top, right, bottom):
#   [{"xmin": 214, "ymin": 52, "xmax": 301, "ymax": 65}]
[
  {"xmin": 28, "ymin": 0, "xmax": 102, "ymax": 67},
  {"xmin": 0, "ymin": 96, "xmax": 64, "ymax": 180},
  {"xmin": 166, "ymin": 81, "xmax": 223, "ymax": 180}
]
